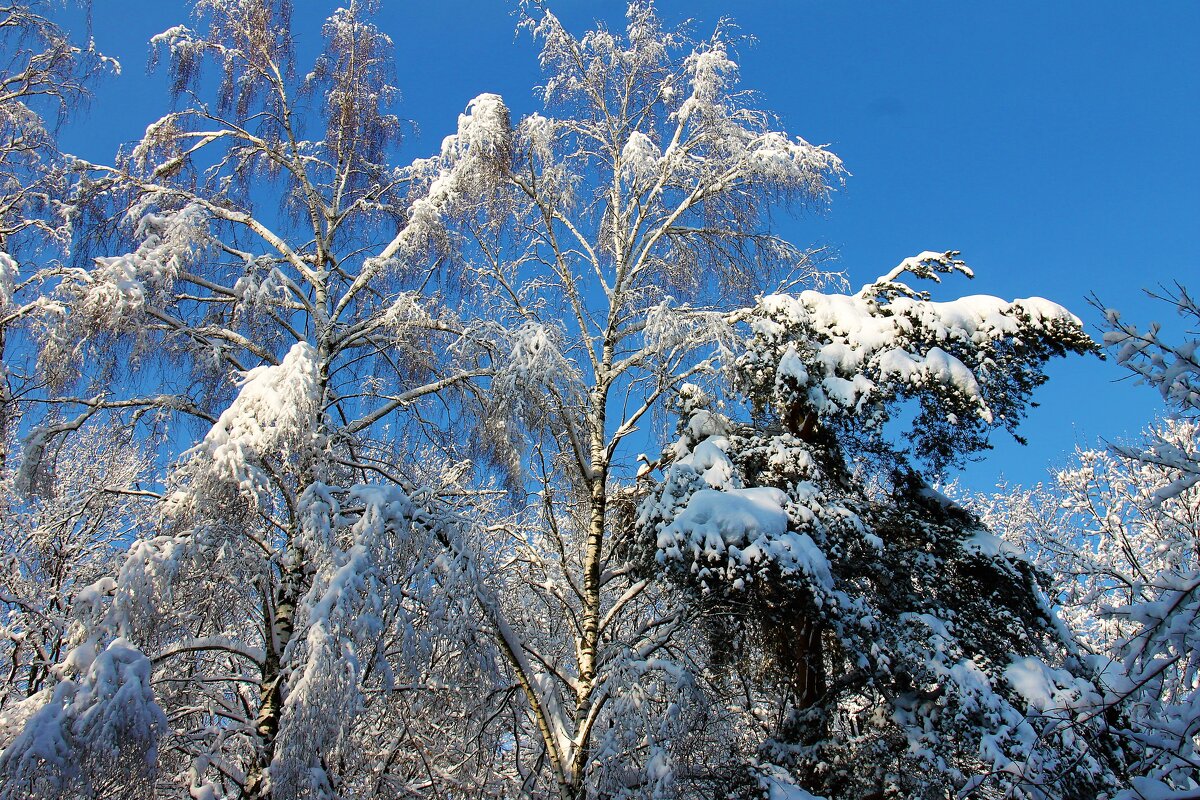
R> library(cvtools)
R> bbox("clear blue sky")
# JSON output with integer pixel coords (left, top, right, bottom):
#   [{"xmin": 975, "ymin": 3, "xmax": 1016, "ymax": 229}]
[{"xmin": 58, "ymin": 1, "xmax": 1199, "ymax": 491}]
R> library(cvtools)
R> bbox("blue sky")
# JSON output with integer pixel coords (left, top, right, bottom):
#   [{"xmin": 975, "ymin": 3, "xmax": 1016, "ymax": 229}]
[{"xmin": 58, "ymin": 1, "xmax": 1199, "ymax": 491}]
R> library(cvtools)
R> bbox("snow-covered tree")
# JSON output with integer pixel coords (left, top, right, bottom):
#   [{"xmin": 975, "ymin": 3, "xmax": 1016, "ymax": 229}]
[
  {"xmin": 0, "ymin": 423, "xmax": 150, "ymax": 712},
  {"xmin": 972, "ymin": 420, "xmax": 1200, "ymax": 800},
  {"xmin": 0, "ymin": 8, "xmax": 166, "ymax": 797},
  {"xmin": 0, "ymin": 637, "xmax": 165, "ymax": 800},
  {"xmin": 1102, "ymin": 284, "xmax": 1200, "ymax": 495},
  {"xmin": 0, "ymin": 424, "xmax": 161, "ymax": 800},
  {"xmin": 399, "ymin": 4, "xmax": 853, "ymax": 796},
  {"xmin": 1, "ymin": 2, "xmax": 98, "ymax": 231},
  {"xmin": 638, "ymin": 254, "xmax": 1114, "ymax": 799},
  {"xmin": 9, "ymin": 1, "xmax": 510, "ymax": 796}
]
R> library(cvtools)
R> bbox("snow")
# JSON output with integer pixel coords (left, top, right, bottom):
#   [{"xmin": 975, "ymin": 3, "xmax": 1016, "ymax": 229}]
[
  {"xmin": 1118, "ymin": 776, "xmax": 1198, "ymax": 800},
  {"xmin": 272, "ymin": 624, "xmax": 358, "ymax": 798},
  {"xmin": 0, "ymin": 639, "xmax": 165, "ymax": 796},
  {"xmin": 491, "ymin": 320, "xmax": 579, "ymax": 418},
  {"xmin": 1004, "ymin": 656, "xmax": 1101, "ymax": 713},
  {"xmin": 678, "ymin": 41, "xmax": 738, "ymax": 121},
  {"xmin": 1104, "ymin": 287, "xmax": 1200, "ymax": 415},
  {"xmin": 776, "ymin": 343, "xmax": 808, "ymax": 383},
  {"xmin": 402, "ymin": 93, "xmax": 512, "ymax": 255},
  {"xmin": 148, "ymin": 24, "xmax": 193, "ymax": 50},
  {"xmin": 35, "ymin": 202, "xmax": 210, "ymax": 375},
  {"xmin": 519, "ymin": 112, "xmax": 556, "ymax": 161},
  {"xmin": 620, "ymin": 130, "xmax": 660, "ymax": 183},
  {"xmin": 754, "ymin": 763, "xmax": 830, "ymax": 800},
  {"xmin": 177, "ymin": 341, "xmax": 322, "ymax": 503},
  {"xmin": 0, "ymin": 251, "xmax": 17, "ymax": 308},
  {"xmin": 684, "ymin": 407, "xmax": 729, "ymax": 442},
  {"xmin": 505, "ymin": 321, "xmax": 565, "ymax": 380},
  {"xmin": 652, "ymin": 429, "xmax": 837, "ymax": 596},
  {"xmin": 922, "ymin": 347, "xmax": 983, "ymax": 399},
  {"xmin": 233, "ymin": 257, "xmax": 289, "ymax": 310},
  {"xmin": 663, "ymin": 486, "xmax": 789, "ymax": 547},
  {"xmin": 746, "ymin": 130, "xmax": 844, "ymax": 194},
  {"xmin": 961, "ymin": 528, "xmax": 1022, "ymax": 559},
  {"xmin": 746, "ymin": 256, "xmax": 1088, "ymax": 439},
  {"xmin": 687, "ymin": 438, "xmax": 734, "ymax": 487},
  {"xmin": 866, "ymin": 251, "xmax": 974, "ymax": 292},
  {"xmin": 446, "ymin": 93, "xmax": 511, "ymax": 160}
]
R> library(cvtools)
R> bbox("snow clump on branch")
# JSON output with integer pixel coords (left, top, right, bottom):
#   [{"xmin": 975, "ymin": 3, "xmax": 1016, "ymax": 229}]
[
  {"xmin": 402, "ymin": 93, "xmax": 512, "ymax": 256},
  {"xmin": 0, "ymin": 639, "xmax": 165, "ymax": 800},
  {"xmin": 172, "ymin": 341, "xmax": 322, "ymax": 506}
]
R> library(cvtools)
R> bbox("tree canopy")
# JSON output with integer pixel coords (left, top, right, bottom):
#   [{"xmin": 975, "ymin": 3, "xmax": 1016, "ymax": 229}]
[{"xmin": 0, "ymin": 2, "xmax": 1186, "ymax": 800}]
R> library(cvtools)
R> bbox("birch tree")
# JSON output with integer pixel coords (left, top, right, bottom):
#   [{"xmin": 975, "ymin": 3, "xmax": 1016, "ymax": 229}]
[
  {"xmin": 401, "ymin": 4, "xmax": 850, "ymax": 795},
  {"xmin": 11, "ymin": 1, "xmax": 509, "ymax": 796}
]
